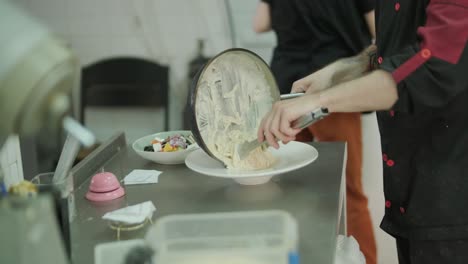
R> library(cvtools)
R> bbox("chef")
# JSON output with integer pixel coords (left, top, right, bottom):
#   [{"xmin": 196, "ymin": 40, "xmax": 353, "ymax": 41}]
[
  {"xmin": 258, "ymin": 1, "xmax": 468, "ymax": 263},
  {"xmin": 253, "ymin": 0, "xmax": 377, "ymax": 263}
]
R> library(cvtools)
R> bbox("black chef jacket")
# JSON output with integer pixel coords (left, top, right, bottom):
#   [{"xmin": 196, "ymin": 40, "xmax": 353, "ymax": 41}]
[
  {"xmin": 261, "ymin": 0, "xmax": 374, "ymax": 93},
  {"xmin": 375, "ymin": 0, "xmax": 468, "ymax": 240}
]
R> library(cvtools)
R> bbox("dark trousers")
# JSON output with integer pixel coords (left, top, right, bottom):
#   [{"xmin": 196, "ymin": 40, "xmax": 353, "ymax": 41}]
[{"xmin": 397, "ymin": 237, "xmax": 468, "ymax": 264}]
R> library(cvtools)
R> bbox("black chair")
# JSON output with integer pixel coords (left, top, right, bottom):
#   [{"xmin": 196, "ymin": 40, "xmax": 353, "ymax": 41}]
[{"xmin": 81, "ymin": 57, "xmax": 170, "ymax": 131}]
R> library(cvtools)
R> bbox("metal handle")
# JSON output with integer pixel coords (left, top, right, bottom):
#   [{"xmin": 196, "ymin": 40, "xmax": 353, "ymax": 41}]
[
  {"xmin": 280, "ymin": 93, "xmax": 304, "ymax": 100},
  {"xmin": 292, "ymin": 108, "xmax": 329, "ymax": 129},
  {"xmin": 237, "ymin": 108, "xmax": 328, "ymax": 159},
  {"xmin": 278, "ymin": 93, "xmax": 328, "ymax": 129}
]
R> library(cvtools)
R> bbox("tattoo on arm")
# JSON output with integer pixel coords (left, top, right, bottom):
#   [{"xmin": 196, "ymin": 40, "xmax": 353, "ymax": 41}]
[
  {"xmin": 330, "ymin": 45, "xmax": 377, "ymax": 86},
  {"xmin": 365, "ymin": 45, "xmax": 378, "ymax": 70}
]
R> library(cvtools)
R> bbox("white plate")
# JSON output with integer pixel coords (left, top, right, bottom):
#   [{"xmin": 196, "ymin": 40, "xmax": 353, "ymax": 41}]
[{"xmin": 185, "ymin": 141, "xmax": 318, "ymax": 185}]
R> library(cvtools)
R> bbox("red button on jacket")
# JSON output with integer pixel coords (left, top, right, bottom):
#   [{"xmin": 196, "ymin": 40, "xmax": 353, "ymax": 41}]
[
  {"xmin": 421, "ymin": 48, "xmax": 432, "ymax": 59},
  {"xmin": 400, "ymin": 207, "xmax": 406, "ymax": 214},
  {"xmin": 382, "ymin": 153, "xmax": 388, "ymax": 161},
  {"xmin": 387, "ymin": 160, "xmax": 395, "ymax": 167},
  {"xmin": 385, "ymin": 200, "xmax": 392, "ymax": 208},
  {"xmin": 395, "ymin": 3, "xmax": 401, "ymax": 11}
]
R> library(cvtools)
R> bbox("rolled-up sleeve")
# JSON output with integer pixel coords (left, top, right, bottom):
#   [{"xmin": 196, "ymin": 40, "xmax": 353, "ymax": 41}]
[{"xmin": 379, "ymin": 0, "xmax": 468, "ymax": 114}]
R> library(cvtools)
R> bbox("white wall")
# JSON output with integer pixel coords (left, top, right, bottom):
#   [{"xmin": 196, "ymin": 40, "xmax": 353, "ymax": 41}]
[
  {"xmin": 226, "ymin": 0, "xmax": 277, "ymax": 62},
  {"xmin": 14, "ymin": 0, "xmax": 233, "ymax": 133}
]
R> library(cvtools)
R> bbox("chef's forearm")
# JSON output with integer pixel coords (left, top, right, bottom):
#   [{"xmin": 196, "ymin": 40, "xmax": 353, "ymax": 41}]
[
  {"xmin": 364, "ymin": 11, "xmax": 376, "ymax": 40},
  {"xmin": 329, "ymin": 45, "xmax": 377, "ymax": 86},
  {"xmin": 319, "ymin": 70, "xmax": 398, "ymax": 113},
  {"xmin": 253, "ymin": 2, "xmax": 272, "ymax": 33}
]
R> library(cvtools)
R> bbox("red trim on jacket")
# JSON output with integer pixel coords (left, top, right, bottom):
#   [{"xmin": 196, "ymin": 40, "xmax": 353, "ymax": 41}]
[
  {"xmin": 392, "ymin": 50, "xmax": 431, "ymax": 83},
  {"xmin": 392, "ymin": 1, "xmax": 468, "ymax": 83}
]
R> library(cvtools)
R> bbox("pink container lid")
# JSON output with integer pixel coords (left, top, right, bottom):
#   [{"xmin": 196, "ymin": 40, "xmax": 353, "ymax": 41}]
[
  {"xmin": 89, "ymin": 172, "xmax": 121, "ymax": 193},
  {"xmin": 86, "ymin": 186, "xmax": 125, "ymax": 202}
]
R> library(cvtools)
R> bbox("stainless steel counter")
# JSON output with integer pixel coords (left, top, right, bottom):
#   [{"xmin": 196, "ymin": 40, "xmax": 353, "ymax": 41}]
[{"xmin": 69, "ymin": 133, "xmax": 346, "ymax": 264}]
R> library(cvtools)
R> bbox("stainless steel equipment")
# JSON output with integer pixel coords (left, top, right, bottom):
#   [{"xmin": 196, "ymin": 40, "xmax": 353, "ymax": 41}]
[
  {"xmin": 69, "ymin": 133, "xmax": 347, "ymax": 264},
  {"xmin": 0, "ymin": 0, "xmax": 78, "ymax": 147},
  {"xmin": 0, "ymin": 195, "xmax": 69, "ymax": 264},
  {"xmin": 0, "ymin": 2, "xmax": 83, "ymax": 264}
]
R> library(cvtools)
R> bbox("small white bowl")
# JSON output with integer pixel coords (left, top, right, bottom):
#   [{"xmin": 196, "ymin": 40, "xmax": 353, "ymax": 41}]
[{"xmin": 132, "ymin": 131, "xmax": 198, "ymax": 165}]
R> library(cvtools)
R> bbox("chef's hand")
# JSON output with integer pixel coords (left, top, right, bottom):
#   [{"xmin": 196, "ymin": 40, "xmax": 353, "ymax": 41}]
[
  {"xmin": 291, "ymin": 65, "xmax": 336, "ymax": 94},
  {"xmin": 258, "ymin": 94, "xmax": 321, "ymax": 148}
]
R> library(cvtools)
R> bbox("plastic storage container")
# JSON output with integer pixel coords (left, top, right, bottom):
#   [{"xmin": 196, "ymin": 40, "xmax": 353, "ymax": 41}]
[
  {"xmin": 95, "ymin": 239, "xmax": 148, "ymax": 264},
  {"xmin": 145, "ymin": 210, "xmax": 299, "ymax": 264}
]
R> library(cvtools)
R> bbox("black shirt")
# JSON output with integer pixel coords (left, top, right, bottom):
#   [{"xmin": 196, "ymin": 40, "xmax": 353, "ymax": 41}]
[
  {"xmin": 375, "ymin": 0, "xmax": 468, "ymax": 240},
  {"xmin": 262, "ymin": 0, "xmax": 374, "ymax": 69}
]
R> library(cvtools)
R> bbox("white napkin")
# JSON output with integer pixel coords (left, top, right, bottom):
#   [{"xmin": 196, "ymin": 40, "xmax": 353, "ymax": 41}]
[
  {"xmin": 123, "ymin": 169, "xmax": 161, "ymax": 185},
  {"xmin": 102, "ymin": 201, "xmax": 156, "ymax": 224},
  {"xmin": 334, "ymin": 235, "xmax": 366, "ymax": 264}
]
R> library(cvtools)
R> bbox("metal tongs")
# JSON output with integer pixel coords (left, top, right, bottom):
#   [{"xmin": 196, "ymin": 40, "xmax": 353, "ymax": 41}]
[
  {"xmin": 278, "ymin": 93, "xmax": 329, "ymax": 129},
  {"xmin": 237, "ymin": 93, "xmax": 329, "ymax": 159}
]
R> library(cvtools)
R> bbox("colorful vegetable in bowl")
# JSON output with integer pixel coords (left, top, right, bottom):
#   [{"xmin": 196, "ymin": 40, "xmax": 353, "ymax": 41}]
[
  {"xmin": 132, "ymin": 131, "xmax": 198, "ymax": 165},
  {"xmin": 143, "ymin": 134, "xmax": 195, "ymax": 153}
]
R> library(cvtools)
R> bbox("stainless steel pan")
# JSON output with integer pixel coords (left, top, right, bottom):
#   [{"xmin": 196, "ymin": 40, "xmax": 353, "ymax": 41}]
[{"xmin": 188, "ymin": 48, "xmax": 328, "ymax": 166}]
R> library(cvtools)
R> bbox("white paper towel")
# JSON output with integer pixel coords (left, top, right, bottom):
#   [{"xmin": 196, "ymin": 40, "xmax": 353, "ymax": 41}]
[
  {"xmin": 102, "ymin": 201, "xmax": 156, "ymax": 225},
  {"xmin": 335, "ymin": 235, "xmax": 366, "ymax": 264},
  {"xmin": 123, "ymin": 169, "xmax": 161, "ymax": 185}
]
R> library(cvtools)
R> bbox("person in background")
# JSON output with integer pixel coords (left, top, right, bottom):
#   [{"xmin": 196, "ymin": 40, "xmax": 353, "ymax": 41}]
[
  {"xmin": 254, "ymin": 1, "xmax": 377, "ymax": 263},
  {"xmin": 258, "ymin": 1, "xmax": 468, "ymax": 263}
]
